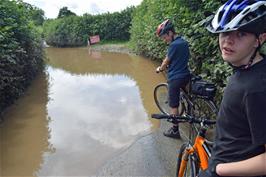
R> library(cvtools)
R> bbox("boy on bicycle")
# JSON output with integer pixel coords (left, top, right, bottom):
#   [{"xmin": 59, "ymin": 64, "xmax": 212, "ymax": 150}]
[
  {"xmin": 200, "ymin": 0, "xmax": 266, "ymax": 176},
  {"xmin": 156, "ymin": 19, "xmax": 191, "ymax": 139}
]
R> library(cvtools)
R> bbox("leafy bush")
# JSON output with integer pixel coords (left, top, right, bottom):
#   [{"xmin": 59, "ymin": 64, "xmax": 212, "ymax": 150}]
[
  {"xmin": 0, "ymin": 0, "xmax": 44, "ymax": 113},
  {"xmin": 43, "ymin": 16, "xmax": 84, "ymax": 47},
  {"xmin": 43, "ymin": 7, "xmax": 135, "ymax": 47},
  {"xmin": 129, "ymin": 0, "xmax": 230, "ymax": 103}
]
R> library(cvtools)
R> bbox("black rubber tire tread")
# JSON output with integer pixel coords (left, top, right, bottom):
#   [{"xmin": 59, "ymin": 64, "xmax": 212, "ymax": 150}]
[
  {"xmin": 154, "ymin": 83, "xmax": 170, "ymax": 114},
  {"xmin": 154, "ymin": 83, "xmax": 185, "ymax": 115}
]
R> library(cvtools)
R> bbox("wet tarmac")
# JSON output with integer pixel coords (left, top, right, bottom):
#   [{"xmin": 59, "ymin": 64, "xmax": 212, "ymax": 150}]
[{"xmin": 97, "ymin": 120, "xmax": 184, "ymax": 177}]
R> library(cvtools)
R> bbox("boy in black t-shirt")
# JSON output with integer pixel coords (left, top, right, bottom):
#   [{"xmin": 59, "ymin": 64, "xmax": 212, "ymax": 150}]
[{"xmin": 199, "ymin": 1, "xmax": 266, "ymax": 177}]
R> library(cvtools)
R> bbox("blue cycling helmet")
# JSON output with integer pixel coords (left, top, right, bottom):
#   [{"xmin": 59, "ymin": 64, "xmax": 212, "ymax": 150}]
[{"xmin": 207, "ymin": 0, "xmax": 266, "ymax": 35}]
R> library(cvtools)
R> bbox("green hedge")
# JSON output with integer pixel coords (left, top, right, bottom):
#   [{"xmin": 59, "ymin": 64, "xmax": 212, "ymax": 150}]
[
  {"xmin": 129, "ymin": 0, "xmax": 232, "ymax": 103},
  {"xmin": 43, "ymin": 7, "xmax": 135, "ymax": 47},
  {"xmin": 130, "ymin": 0, "xmax": 266, "ymax": 102},
  {"xmin": 0, "ymin": 0, "xmax": 44, "ymax": 113}
]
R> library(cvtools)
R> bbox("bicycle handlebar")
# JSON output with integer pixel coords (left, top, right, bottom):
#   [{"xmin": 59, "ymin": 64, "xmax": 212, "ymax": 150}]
[
  {"xmin": 156, "ymin": 66, "xmax": 163, "ymax": 73},
  {"xmin": 151, "ymin": 113, "xmax": 216, "ymax": 125}
]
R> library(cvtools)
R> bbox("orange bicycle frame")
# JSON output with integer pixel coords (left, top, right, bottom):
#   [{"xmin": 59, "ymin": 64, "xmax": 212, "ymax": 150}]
[{"xmin": 178, "ymin": 135, "xmax": 210, "ymax": 177}]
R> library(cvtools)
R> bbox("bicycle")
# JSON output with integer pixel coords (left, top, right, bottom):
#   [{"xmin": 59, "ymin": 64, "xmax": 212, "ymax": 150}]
[
  {"xmin": 151, "ymin": 113, "xmax": 216, "ymax": 177},
  {"xmin": 154, "ymin": 74, "xmax": 217, "ymax": 119},
  {"xmin": 154, "ymin": 74, "xmax": 218, "ymax": 141}
]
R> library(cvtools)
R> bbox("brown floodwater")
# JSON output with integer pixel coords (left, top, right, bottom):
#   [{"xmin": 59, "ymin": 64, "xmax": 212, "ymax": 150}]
[{"xmin": 0, "ymin": 47, "xmax": 166, "ymax": 176}]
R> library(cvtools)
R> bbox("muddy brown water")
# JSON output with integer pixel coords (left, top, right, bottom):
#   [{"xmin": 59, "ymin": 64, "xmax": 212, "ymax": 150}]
[{"xmin": 0, "ymin": 47, "xmax": 166, "ymax": 176}]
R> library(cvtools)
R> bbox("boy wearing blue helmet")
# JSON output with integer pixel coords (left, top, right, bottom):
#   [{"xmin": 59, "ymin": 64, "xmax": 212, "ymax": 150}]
[{"xmin": 199, "ymin": 0, "xmax": 266, "ymax": 177}]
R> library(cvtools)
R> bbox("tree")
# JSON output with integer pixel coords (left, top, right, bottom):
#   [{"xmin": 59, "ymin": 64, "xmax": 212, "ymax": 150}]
[
  {"xmin": 19, "ymin": 1, "xmax": 45, "ymax": 25},
  {"xmin": 57, "ymin": 7, "xmax": 76, "ymax": 18},
  {"xmin": 0, "ymin": 0, "xmax": 44, "ymax": 113}
]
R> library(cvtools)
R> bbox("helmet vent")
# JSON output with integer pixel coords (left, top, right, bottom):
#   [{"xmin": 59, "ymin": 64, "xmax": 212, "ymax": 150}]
[
  {"xmin": 241, "ymin": 7, "xmax": 250, "ymax": 15},
  {"xmin": 207, "ymin": 0, "xmax": 266, "ymax": 34}
]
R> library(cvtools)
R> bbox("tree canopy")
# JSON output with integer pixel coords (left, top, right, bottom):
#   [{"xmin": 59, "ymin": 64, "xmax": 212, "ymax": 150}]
[{"xmin": 57, "ymin": 7, "xmax": 77, "ymax": 18}]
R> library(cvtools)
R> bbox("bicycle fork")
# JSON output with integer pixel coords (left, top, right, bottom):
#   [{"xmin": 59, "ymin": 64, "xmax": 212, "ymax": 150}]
[
  {"xmin": 178, "ymin": 145, "xmax": 194, "ymax": 177},
  {"xmin": 178, "ymin": 136, "xmax": 210, "ymax": 177}
]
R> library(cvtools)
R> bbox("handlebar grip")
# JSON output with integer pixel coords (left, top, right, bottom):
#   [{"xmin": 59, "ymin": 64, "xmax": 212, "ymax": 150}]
[
  {"xmin": 151, "ymin": 113, "xmax": 170, "ymax": 119},
  {"xmin": 203, "ymin": 119, "xmax": 216, "ymax": 125},
  {"xmin": 151, "ymin": 114, "xmax": 216, "ymax": 125},
  {"xmin": 151, "ymin": 113, "xmax": 189, "ymax": 120},
  {"xmin": 151, "ymin": 114, "xmax": 186, "ymax": 124}
]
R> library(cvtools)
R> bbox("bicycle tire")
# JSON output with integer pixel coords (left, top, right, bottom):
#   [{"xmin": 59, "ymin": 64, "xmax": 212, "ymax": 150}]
[
  {"xmin": 191, "ymin": 97, "xmax": 217, "ymax": 120},
  {"xmin": 176, "ymin": 143, "xmax": 198, "ymax": 177},
  {"xmin": 153, "ymin": 83, "xmax": 185, "ymax": 115},
  {"xmin": 175, "ymin": 92, "xmax": 198, "ymax": 141},
  {"xmin": 191, "ymin": 98, "xmax": 217, "ymax": 141}
]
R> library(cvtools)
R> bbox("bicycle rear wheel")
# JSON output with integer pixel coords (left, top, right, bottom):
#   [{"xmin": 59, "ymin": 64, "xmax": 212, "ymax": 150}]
[
  {"xmin": 176, "ymin": 143, "xmax": 198, "ymax": 177},
  {"xmin": 154, "ymin": 83, "xmax": 185, "ymax": 115},
  {"xmin": 191, "ymin": 97, "xmax": 217, "ymax": 120},
  {"xmin": 191, "ymin": 98, "xmax": 217, "ymax": 141}
]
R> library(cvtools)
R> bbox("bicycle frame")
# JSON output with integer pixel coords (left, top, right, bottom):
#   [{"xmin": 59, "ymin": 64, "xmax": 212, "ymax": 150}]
[
  {"xmin": 153, "ymin": 78, "xmax": 218, "ymax": 119},
  {"xmin": 150, "ymin": 114, "xmax": 215, "ymax": 177},
  {"xmin": 178, "ymin": 129, "xmax": 212, "ymax": 177},
  {"xmin": 179, "ymin": 88, "xmax": 216, "ymax": 141},
  {"xmin": 181, "ymin": 87, "xmax": 217, "ymax": 115}
]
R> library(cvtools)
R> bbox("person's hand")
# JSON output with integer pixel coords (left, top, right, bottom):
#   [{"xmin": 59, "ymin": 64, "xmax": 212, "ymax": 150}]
[{"xmin": 156, "ymin": 66, "xmax": 162, "ymax": 73}]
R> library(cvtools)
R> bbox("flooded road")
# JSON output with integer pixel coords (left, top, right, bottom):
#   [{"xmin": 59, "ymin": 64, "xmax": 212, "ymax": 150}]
[{"xmin": 0, "ymin": 47, "xmax": 167, "ymax": 176}]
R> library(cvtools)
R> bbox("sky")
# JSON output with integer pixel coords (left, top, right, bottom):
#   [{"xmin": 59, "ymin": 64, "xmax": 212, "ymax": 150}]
[{"xmin": 23, "ymin": 0, "xmax": 143, "ymax": 19}]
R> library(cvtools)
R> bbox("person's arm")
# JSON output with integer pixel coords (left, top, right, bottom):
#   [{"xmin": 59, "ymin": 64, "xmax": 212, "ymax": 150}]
[
  {"xmin": 157, "ymin": 56, "xmax": 170, "ymax": 72},
  {"xmin": 216, "ymin": 145, "xmax": 266, "ymax": 176}
]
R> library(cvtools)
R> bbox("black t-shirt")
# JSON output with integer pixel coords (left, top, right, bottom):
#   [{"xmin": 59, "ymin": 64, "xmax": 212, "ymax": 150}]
[{"xmin": 209, "ymin": 58, "xmax": 266, "ymax": 176}]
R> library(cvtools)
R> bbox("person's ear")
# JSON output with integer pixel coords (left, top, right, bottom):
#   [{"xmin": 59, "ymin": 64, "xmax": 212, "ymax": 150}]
[{"xmin": 259, "ymin": 33, "xmax": 266, "ymax": 44}]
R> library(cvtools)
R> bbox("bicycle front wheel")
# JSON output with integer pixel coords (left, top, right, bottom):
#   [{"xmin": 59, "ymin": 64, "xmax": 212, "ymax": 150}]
[
  {"xmin": 154, "ymin": 83, "xmax": 185, "ymax": 115},
  {"xmin": 176, "ymin": 143, "xmax": 198, "ymax": 177}
]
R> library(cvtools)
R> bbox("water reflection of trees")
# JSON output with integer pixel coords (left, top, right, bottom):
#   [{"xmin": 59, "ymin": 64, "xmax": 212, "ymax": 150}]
[{"xmin": 0, "ymin": 71, "xmax": 51, "ymax": 176}]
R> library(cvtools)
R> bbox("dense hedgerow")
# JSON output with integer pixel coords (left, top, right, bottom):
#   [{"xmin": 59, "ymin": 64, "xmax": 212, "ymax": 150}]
[
  {"xmin": 130, "ymin": 0, "xmax": 266, "ymax": 103},
  {"xmin": 129, "ymin": 0, "xmax": 229, "ymax": 103},
  {"xmin": 0, "ymin": 0, "xmax": 44, "ymax": 113},
  {"xmin": 43, "ymin": 7, "xmax": 135, "ymax": 47}
]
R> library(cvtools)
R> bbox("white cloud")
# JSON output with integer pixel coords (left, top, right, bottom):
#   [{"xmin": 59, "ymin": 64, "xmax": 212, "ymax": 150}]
[{"xmin": 23, "ymin": 0, "xmax": 142, "ymax": 19}]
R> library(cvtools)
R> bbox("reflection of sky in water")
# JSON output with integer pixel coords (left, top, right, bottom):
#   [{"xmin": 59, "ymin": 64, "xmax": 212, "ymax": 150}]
[
  {"xmin": 47, "ymin": 66, "xmax": 151, "ymax": 150},
  {"xmin": 37, "ymin": 67, "xmax": 152, "ymax": 175}
]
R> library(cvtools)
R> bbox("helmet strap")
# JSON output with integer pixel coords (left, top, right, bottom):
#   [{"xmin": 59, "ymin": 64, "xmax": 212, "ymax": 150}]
[
  {"xmin": 234, "ymin": 35, "xmax": 263, "ymax": 70},
  {"xmin": 242, "ymin": 48, "xmax": 257, "ymax": 69},
  {"xmin": 171, "ymin": 35, "xmax": 175, "ymax": 42},
  {"xmin": 231, "ymin": 46, "xmax": 259, "ymax": 70},
  {"xmin": 167, "ymin": 31, "xmax": 175, "ymax": 43},
  {"xmin": 243, "ymin": 37, "xmax": 262, "ymax": 69}
]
